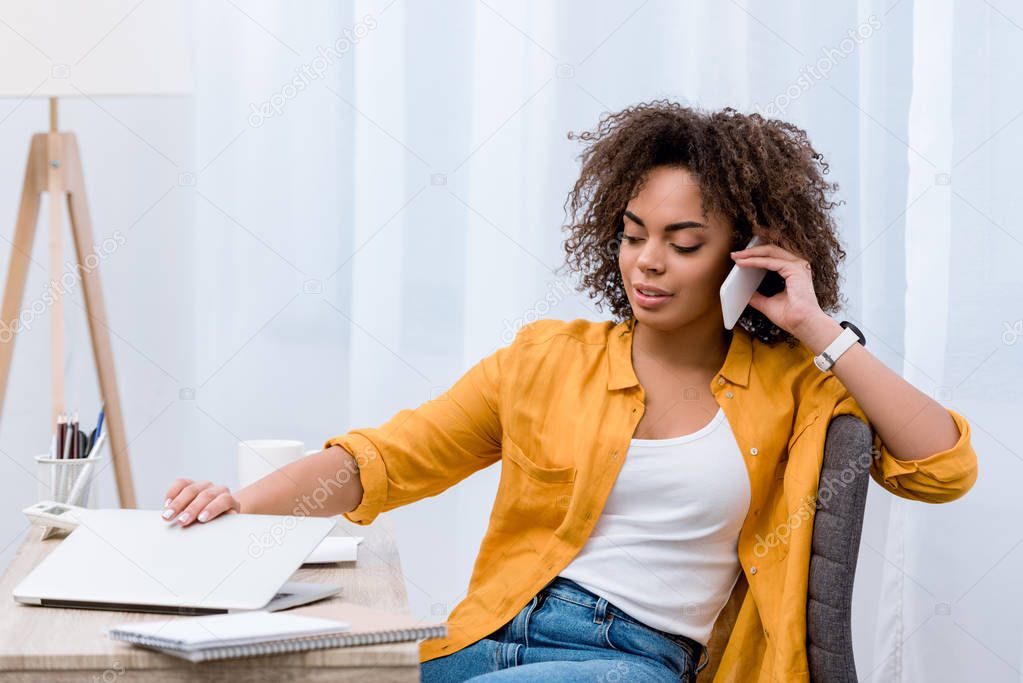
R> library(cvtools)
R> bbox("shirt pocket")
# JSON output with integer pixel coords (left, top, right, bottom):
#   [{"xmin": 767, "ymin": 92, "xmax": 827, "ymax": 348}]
[
  {"xmin": 501, "ymin": 436, "xmax": 577, "ymax": 484},
  {"xmin": 497, "ymin": 436, "xmax": 577, "ymax": 532},
  {"xmin": 777, "ymin": 408, "xmax": 824, "ymax": 480},
  {"xmin": 788, "ymin": 408, "xmax": 823, "ymax": 451}
]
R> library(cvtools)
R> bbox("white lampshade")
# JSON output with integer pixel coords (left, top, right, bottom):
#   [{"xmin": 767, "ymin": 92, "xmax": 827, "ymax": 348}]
[{"xmin": 0, "ymin": 0, "xmax": 191, "ymax": 98}]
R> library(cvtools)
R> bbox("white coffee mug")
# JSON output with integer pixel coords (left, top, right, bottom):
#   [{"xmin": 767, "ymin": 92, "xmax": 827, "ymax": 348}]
[{"xmin": 237, "ymin": 439, "xmax": 307, "ymax": 489}]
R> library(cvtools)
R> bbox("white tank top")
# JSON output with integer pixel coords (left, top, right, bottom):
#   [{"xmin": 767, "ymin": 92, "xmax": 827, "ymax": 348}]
[{"xmin": 558, "ymin": 406, "xmax": 751, "ymax": 646}]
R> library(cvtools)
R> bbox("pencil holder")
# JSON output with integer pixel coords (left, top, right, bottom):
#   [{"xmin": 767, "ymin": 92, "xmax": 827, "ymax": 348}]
[{"xmin": 35, "ymin": 454, "xmax": 105, "ymax": 507}]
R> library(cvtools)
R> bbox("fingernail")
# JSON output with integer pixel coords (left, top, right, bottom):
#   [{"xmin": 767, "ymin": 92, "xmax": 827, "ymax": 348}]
[
  {"xmin": 177, "ymin": 512, "xmax": 190, "ymax": 524},
  {"xmin": 164, "ymin": 498, "xmax": 172, "ymax": 508},
  {"xmin": 162, "ymin": 508, "xmax": 175, "ymax": 520},
  {"xmin": 197, "ymin": 511, "xmax": 209, "ymax": 523}
]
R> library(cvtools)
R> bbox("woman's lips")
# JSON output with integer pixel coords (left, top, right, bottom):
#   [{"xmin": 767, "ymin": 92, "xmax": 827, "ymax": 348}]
[{"xmin": 634, "ymin": 286, "xmax": 673, "ymax": 309}]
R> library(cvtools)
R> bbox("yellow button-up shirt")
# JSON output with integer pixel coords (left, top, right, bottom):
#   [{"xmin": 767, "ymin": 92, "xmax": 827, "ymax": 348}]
[{"xmin": 325, "ymin": 317, "xmax": 977, "ymax": 681}]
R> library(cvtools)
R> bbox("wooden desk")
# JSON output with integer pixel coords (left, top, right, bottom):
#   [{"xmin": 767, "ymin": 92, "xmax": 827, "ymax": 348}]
[{"xmin": 0, "ymin": 516, "xmax": 421, "ymax": 682}]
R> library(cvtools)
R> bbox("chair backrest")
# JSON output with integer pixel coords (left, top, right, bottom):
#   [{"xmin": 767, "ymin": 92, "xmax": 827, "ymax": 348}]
[{"xmin": 806, "ymin": 414, "xmax": 873, "ymax": 682}]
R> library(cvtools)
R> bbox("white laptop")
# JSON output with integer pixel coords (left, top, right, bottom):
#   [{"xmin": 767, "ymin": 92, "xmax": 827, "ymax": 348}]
[{"xmin": 13, "ymin": 508, "xmax": 341, "ymax": 615}]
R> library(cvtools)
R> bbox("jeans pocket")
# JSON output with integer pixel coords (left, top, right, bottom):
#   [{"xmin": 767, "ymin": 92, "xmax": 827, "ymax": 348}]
[
  {"xmin": 605, "ymin": 615, "xmax": 694, "ymax": 679},
  {"xmin": 528, "ymin": 591, "xmax": 614, "ymax": 652}
]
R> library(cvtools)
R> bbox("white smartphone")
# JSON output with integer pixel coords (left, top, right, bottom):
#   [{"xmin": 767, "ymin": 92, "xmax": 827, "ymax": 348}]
[{"xmin": 719, "ymin": 235, "xmax": 768, "ymax": 330}]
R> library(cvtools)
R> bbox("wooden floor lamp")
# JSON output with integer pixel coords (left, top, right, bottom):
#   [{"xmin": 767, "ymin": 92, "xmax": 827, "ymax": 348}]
[
  {"xmin": 0, "ymin": 100, "xmax": 137, "ymax": 507},
  {"xmin": 0, "ymin": 1, "xmax": 191, "ymax": 509}
]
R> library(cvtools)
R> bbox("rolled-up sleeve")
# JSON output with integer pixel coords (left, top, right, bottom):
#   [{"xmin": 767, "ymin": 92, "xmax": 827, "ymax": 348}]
[
  {"xmin": 323, "ymin": 335, "xmax": 514, "ymax": 526},
  {"xmin": 824, "ymin": 377, "xmax": 978, "ymax": 504}
]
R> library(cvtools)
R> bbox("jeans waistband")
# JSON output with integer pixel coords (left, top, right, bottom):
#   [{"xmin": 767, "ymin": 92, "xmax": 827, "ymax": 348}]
[{"xmin": 541, "ymin": 576, "xmax": 707, "ymax": 672}]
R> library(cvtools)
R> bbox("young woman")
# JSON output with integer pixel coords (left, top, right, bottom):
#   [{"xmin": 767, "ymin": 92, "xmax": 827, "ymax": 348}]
[{"xmin": 162, "ymin": 102, "xmax": 978, "ymax": 682}]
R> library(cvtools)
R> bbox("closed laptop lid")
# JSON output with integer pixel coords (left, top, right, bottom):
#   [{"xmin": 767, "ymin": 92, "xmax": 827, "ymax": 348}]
[{"xmin": 13, "ymin": 508, "xmax": 336, "ymax": 612}]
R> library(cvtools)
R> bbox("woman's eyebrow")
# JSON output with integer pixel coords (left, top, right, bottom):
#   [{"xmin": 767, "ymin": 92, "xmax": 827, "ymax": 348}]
[{"xmin": 623, "ymin": 209, "xmax": 706, "ymax": 232}]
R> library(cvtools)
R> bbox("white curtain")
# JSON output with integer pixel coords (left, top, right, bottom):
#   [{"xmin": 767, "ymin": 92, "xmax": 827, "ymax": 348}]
[
  {"xmin": 0, "ymin": 1, "xmax": 1019, "ymax": 679},
  {"xmin": 868, "ymin": 1, "xmax": 1023, "ymax": 681}
]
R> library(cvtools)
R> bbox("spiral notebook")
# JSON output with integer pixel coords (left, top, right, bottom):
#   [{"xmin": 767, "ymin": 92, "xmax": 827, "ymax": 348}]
[{"xmin": 107, "ymin": 602, "xmax": 447, "ymax": 662}]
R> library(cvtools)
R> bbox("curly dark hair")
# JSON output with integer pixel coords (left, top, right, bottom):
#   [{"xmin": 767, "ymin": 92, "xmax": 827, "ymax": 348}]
[{"xmin": 557, "ymin": 100, "xmax": 847, "ymax": 347}]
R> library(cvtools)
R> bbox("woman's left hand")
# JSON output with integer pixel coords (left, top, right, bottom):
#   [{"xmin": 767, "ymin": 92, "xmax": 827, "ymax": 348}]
[{"xmin": 730, "ymin": 243, "xmax": 825, "ymax": 338}]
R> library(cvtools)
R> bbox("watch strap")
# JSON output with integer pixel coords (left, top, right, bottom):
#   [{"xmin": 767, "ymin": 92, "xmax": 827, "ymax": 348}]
[
  {"xmin": 814, "ymin": 326, "xmax": 859, "ymax": 372},
  {"xmin": 839, "ymin": 320, "xmax": 866, "ymax": 347}
]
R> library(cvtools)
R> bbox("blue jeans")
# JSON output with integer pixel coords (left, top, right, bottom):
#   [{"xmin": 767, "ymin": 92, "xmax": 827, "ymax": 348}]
[{"xmin": 421, "ymin": 576, "xmax": 708, "ymax": 682}]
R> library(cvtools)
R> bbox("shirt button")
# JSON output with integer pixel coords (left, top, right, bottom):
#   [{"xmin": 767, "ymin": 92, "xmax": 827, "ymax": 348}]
[
  {"xmin": 611, "ymin": 451, "xmax": 618, "ymax": 460},
  {"xmin": 717, "ymin": 377, "xmax": 726, "ymax": 386},
  {"xmin": 725, "ymin": 391, "xmax": 734, "ymax": 399},
  {"xmin": 750, "ymin": 566, "xmax": 758, "ymax": 575},
  {"xmin": 750, "ymin": 447, "xmax": 758, "ymax": 456}
]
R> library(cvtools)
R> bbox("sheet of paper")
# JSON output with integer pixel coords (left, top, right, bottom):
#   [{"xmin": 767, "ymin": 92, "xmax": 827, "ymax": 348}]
[{"xmin": 303, "ymin": 536, "xmax": 363, "ymax": 564}]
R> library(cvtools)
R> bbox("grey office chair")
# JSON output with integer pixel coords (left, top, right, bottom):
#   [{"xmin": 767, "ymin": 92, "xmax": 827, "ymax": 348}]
[{"xmin": 806, "ymin": 414, "xmax": 873, "ymax": 682}]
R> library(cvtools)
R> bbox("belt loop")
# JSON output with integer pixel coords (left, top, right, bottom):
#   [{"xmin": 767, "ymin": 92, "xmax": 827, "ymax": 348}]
[
  {"xmin": 512, "ymin": 594, "xmax": 538, "ymax": 641},
  {"xmin": 593, "ymin": 596, "xmax": 609, "ymax": 625}
]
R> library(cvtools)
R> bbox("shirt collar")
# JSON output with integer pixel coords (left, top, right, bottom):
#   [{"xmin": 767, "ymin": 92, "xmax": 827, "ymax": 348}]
[{"xmin": 607, "ymin": 317, "xmax": 753, "ymax": 391}]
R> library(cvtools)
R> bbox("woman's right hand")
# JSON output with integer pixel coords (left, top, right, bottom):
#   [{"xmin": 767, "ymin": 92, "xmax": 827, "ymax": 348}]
[{"xmin": 162, "ymin": 479, "xmax": 242, "ymax": 527}]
